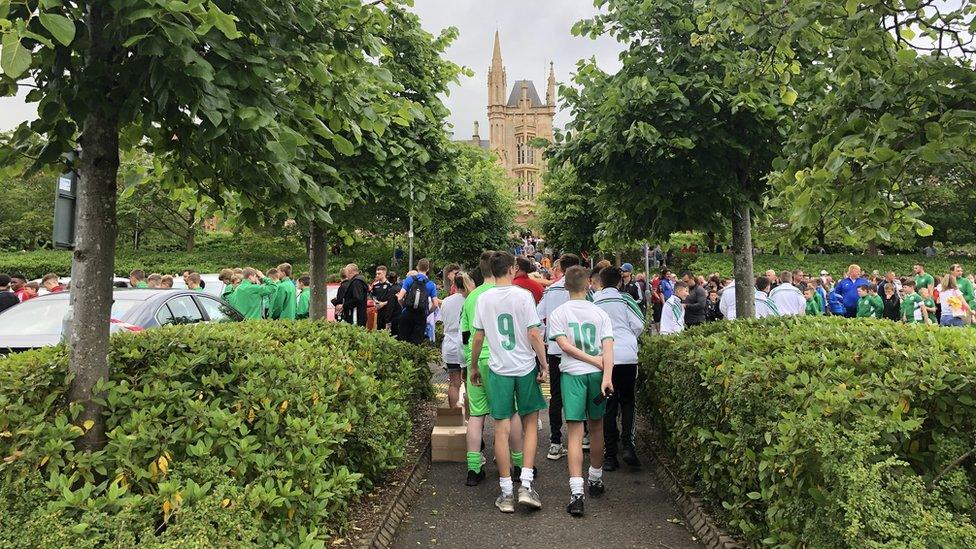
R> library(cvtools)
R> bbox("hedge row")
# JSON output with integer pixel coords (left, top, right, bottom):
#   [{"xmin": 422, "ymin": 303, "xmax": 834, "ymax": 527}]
[
  {"xmin": 640, "ymin": 317, "xmax": 976, "ymax": 547},
  {"xmin": 684, "ymin": 253, "xmax": 960, "ymax": 278},
  {"xmin": 0, "ymin": 321, "xmax": 436, "ymax": 547},
  {"xmin": 0, "ymin": 239, "xmax": 395, "ymax": 281}
]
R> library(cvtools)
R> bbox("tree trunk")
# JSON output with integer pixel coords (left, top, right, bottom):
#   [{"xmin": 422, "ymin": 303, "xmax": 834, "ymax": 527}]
[
  {"xmin": 707, "ymin": 231, "xmax": 717, "ymax": 252},
  {"xmin": 309, "ymin": 222, "xmax": 329, "ymax": 320},
  {"xmin": 866, "ymin": 240, "xmax": 879, "ymax": 255},
  {"xmin": 731, "ymin": 200, "xmax": 756, "ymax": 319},
  {"xmin": 816, "ymin": 219, "xmax": 826, "ymax": 250},
  {"xmin": 184, "ymin": 226, "xmax": 195, "ymax": 253},
  {"xmin": 68, "ymin": 1, "xmax": 120, "ymax": 452},
  {"xmin": 615, "ymin": 250, "xmax": 623, "ymax": 267}
]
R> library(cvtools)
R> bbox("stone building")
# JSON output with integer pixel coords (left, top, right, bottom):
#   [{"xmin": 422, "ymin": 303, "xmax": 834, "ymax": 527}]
[{"xmin": 463, "ymin": 31, "xmax": 556, "ymax": 207}]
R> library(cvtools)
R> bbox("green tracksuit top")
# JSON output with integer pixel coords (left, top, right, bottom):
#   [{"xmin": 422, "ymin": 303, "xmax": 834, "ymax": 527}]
[
  {"xmin": 230, "ymin": 279, "xmax": 276, "ymax": 319},
  {"xmin": 270, "ymin": 278, "xmax": 297, "ymax": 320},
  {"xmin": 296, "ymin": 287, "xmax": 310, "ymax": 319}
]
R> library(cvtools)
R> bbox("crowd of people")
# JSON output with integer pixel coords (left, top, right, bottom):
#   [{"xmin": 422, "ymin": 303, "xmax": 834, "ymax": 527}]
[{"xmin": 642, "ymin": 261, "xmax": 976, "ymax": 334}]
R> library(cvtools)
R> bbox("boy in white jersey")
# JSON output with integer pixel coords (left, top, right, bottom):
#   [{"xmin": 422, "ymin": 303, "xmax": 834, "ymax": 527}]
[
  {"xmin": 660, "ymin": 281, "xmax": 689, "ymax": 335},
  {"xmin": 471, "ymin": 251, "xmax": 549, "ymax": 513},
  {"xmin": 547, "ymin": 266, "xmax": 615, "ymax": 517}
]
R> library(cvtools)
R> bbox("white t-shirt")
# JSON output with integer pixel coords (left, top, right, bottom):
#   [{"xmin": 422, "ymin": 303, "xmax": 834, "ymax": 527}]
[
  {"xmin": 537, "ymin": 277, "xmax": 571, "ymax": 355},
  {"xmin": 473, "ymin": 285, "xmax": 542, "ymax": 376},
  {"xmin": 769, "ymin": 283, "xmax": 806, "ymax": 316},
  {"xmin": 659, "ymin": 295, "xmax": 685, "ymax": 335},
  {"xmin": 546, "ymin": 299, "xmax": 615, "ymax": 375},
  {"xmin": 439, "ymin": 293, "xmax": 465, "ymax": 364}
]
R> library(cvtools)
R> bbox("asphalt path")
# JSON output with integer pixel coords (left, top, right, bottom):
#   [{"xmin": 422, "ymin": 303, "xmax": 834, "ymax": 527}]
[{"xmin": 394, "ymin": 378, "xmax": 702, "ymax": 549}]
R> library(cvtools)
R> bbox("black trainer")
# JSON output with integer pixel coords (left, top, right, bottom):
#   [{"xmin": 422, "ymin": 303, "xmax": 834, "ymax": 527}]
[
  {"xmin": 603, "ymin": 455, "xmax": 619, "ymax": 471},
  {"xmin": 465, "ymin": 469, "xmax": 485, "ymax": 487},
  {"xmin": 622, "ymin": 447, "xmax": 642, "ymax": 468},
  {"xmin": 588, "ymin": 479, "xmax": 605, "ymax": 498},
  {"xmin": 566, "ymin": 494, "xmax": 585, "ymax": 517}
]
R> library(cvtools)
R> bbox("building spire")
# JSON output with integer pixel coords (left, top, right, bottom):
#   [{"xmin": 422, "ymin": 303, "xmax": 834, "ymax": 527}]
[
  {"xmin": 488, "ymin": 30, "xmax": 506, "ymax": 107},
  {"xmin": 547, "ymin": 61, "xmax": 556, "ymax": 107},
  {"xmin": 492, "ymin": 30, "xmax": 503, "ymax": 68}
]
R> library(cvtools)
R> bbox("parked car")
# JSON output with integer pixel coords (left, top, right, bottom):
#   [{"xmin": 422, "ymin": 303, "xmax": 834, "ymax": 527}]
[{"xmin": 0, "ymin": 289, "xmax": 242, "ymax": 354}]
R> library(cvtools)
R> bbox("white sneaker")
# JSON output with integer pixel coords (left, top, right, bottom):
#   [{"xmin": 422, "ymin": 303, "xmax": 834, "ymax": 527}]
[
  {"xmin": 582, "ymin": 434, "xmax": 591, "ymax": 451},
  {"xmin": 495, "ymin": 493, "xmax": 516, "ymax": 513},
  {"xmin": 518, "ymin": 486, "xmax": 543, "ymax": 510},
  {"xmin": 547, "ymin": 443, "xmax": 567, "ymax": 460}
]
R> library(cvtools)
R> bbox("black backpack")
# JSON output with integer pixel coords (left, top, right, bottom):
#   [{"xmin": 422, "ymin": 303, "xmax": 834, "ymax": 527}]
[{"xmin": 404, "ymin": 275, "xmax": 430, "ymax": 315}]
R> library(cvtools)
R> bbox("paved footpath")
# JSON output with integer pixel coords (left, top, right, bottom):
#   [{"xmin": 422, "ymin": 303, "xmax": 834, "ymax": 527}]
[{"xmin": 394, "ymin": 375, "xmax": 701, "ymax": 548}]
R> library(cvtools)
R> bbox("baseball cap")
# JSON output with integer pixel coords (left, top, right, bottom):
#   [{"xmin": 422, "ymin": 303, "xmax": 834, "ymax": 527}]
[{"xmin": 621, "ymin": 263, "xmax": 633, "ymax": 272}]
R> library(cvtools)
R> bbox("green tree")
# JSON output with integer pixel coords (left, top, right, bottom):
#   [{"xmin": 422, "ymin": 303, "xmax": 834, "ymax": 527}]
[
  {"xmin": 303, "ymin": 5, "xmax": 463, "ymax": 317},
  {"xmin": 537, "ymin": 164, "xmax": 598, "ymax": 255},
  {"xmin": 555, "ymin": 0, "xmax": 788, "ymax": 317},
  {"xmin": 416, "ymin": 144, "xmax": 516, "ymax": 267},
  {"xmin": 0, "ymin": 0, "xmax": 403, "ymax": 449},
  {"xmin": 701, "ymin": 0, "xmax": 976, "ymax": 250}
]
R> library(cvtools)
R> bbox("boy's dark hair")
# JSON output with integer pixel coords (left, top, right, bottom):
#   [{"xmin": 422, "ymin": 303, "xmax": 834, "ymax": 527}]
[
  {"xmin": 661, "ymin": 268, "xmax": 671, "ymax": 277},
  {"xmin": 755, "ymin": 277, "xmax": 771, "ymax": 292},
  {"xmin": 489, "ymin": 251, "xmax": 516, "ymax": 279},
  {"xmin": 516, "ymin": 256, "xmax": 535, "ymax": 274},
  {"xmin": 299, "ymin": 275, "xmax": 311, "ymax": 286},
  {"xmin": 903, "ymin": 279, "xmax": 916, "ymax": 288},
  {"xmin": 680, "ymin": 270, "xmax": 695, "ymax": 279},
  {"xmin": 857, "ymin": 284, "xmax": 869, "ymax": 293},
  {"xmin": 600, "ymin": 266, "xmax": 623, "ymax": 289},
  {"xmin": 558, "ymin": 253, "xmax": 581, "ymax": 271},
  {"xmin": 479, "ymin": 251, "xmax": 494, "ymax": 280},
  {"xmin": 673, "ymin": 281, "xmax": 690, "ymax": 291},
  {"xmin": 129, "ymin": 269, "xmax": 146, "ymax": 281},
  {"xmin": 868, "ymin": 283, "xmax": 878, "ymax": 292},
  {"xmin": 590, "ymin": 267, "xmax": 603, "ymax": 279},
  {"xmin": 0, "ymin": 274, "xmax": 10, "ymax": 287},
  {"xmin": 564, "ymin": 266, "xmax": 590, "ymax": 293}
]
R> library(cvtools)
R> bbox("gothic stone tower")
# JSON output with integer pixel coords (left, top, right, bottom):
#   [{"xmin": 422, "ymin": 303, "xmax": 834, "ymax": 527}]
[{"xmin": 486, "ymin": 31, "xmax": 556, "ymax": 204}]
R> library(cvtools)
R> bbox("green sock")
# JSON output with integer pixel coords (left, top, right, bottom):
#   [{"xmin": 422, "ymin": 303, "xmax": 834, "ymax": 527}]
[
  {"xmin": 466, "ymin": 452, "xmax": 481, "ymax": 473},
  {"xmin": 511, "ymin": 452, "xmax": 524, "ymax": 468}
]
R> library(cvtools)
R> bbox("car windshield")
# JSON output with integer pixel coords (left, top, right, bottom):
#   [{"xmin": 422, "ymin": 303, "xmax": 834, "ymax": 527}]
[{"xmin": 0, "ymin": 298, "xmax": 141, "ymax": 336}]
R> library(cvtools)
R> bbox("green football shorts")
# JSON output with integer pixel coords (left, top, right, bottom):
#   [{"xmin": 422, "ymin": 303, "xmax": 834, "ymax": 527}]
[
  {"xmin": 465, "ymin": 362, "xmax": 490, "ymax": 417},
  {"xmin": 561, "ymin": 371, "xmax": 607, "ymax": 422},
  {"xmin": 486, "ymin": 368, "xmax": 547, "ymax": 420}
]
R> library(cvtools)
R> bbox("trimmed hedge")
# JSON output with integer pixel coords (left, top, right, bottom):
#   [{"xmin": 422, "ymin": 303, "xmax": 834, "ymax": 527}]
[
  {"xmin": 640, "ymin": 317, "xmax": 976, "ymax": 547},
  {"xmin": 0, "ymin": 233, "xmax": 399, "ymax": 280},
  {"xmin": 0, "ymin": 321, "xmax": 436, "ymax": 547},
  {"xmin": 686, "ymin": 253, "xmax": 960, "ymax": 278}
]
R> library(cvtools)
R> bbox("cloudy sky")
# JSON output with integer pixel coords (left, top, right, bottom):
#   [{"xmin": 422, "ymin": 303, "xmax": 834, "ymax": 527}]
[{"xmin": 0, "ymin": 0, "xmax": 622, "ymax": 133}]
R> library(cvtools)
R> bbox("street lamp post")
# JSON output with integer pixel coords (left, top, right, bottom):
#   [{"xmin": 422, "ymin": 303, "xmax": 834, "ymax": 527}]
[{"xmin": 408, "ymin": 180, "xmax": 414, "ymax": 270}]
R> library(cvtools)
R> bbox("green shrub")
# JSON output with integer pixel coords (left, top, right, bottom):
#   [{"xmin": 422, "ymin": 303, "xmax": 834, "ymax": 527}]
[
  {"xmin": 687, "ymin": 253, "xmax": 959, "ymax": 278},
  {"xmin": 0, "ymin": 232, "xmax": 397, "ymax": 280},
  {"xmin": 0, "ymin": 321, "xmax": 436, "ymax": 547},
  {"xmin": 640, "ymin": 317, "xmax": 976, "ymax": 547}
]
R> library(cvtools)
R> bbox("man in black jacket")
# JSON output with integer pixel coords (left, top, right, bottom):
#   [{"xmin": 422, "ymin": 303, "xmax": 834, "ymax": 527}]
[
  {"xmin": 681, "ymin": 270, "xmax": 707, "ymax": 327},
  {"xmin": 370, "ymin": 266, "xmax": 395, "ymax": 330},
  {"xmin": 341, "ymin": 263, "xmax": 370, "ymax": 326}
]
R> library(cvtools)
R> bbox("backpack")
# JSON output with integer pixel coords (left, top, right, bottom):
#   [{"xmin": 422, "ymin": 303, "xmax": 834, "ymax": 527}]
[{"xmin": 404, "ymin": 275, "xmax": 430, "ymax": 315}]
